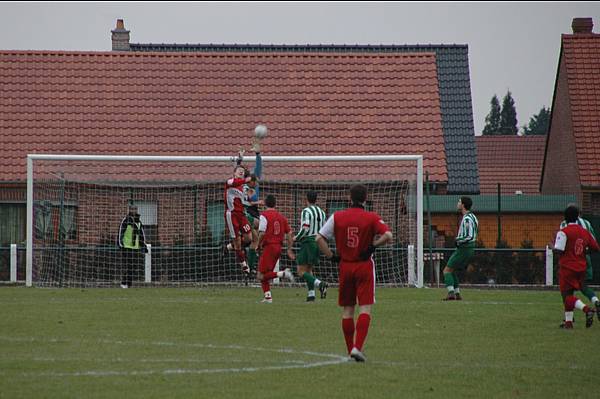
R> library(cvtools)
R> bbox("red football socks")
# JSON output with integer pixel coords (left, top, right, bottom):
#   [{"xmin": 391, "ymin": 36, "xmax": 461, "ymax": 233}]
[
  {"xmin": 564, "ymin": 295, "xmax": 577, "ymax": 311},
  {"xmin": 342, "ymin": 318, "xmax": 355, "ymax": 354},
  {"xmin": 261, "ymin": 281, "xmax": 270, "ymax": 293},
  {"xmin": 354, "ymin": 313, "xmax": 371, "ymax": 351},
  {"xmin": 260, "ymin": 272, "xmax": 280, "ymax": 293}
]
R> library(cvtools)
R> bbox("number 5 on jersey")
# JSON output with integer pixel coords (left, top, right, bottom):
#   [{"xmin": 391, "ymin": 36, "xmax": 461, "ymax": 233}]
[
  {"xmin": 347, "ymin": 227, "xmax": 359, "ymax": 248},
  {"xmin": 273, "ymin": 221, "xmax": 281, "ymax": 235}
]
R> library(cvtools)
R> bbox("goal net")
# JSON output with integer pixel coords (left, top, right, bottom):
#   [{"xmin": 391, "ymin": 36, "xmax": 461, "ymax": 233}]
[{"xmin": 26, "ymin": 155, "xmax": 423, "ymax": 288}]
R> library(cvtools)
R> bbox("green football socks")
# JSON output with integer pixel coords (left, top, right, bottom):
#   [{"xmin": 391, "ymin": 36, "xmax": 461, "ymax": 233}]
[
  {"xmin": 581, "ymin": 286, "xmax": 597, "ymax": 303},
  {"xmin": 453, "ymin": 272, "xmax": 460, "ymax": 293},
  {"xmin": 303, "ymin": 272, "xmax": 316, "ymax": 291},
  {"xmin": 444, "ymin": 272, "xmax": 455, "ymax": 292}
]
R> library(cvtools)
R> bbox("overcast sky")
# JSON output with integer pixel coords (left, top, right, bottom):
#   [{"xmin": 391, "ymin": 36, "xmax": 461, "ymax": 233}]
[{"xmin": 1, "ymin": 2, "xmax": 599, "ymax": 134}]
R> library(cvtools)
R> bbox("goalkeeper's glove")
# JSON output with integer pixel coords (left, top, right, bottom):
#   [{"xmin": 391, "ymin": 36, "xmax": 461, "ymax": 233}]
[
  {"xmin": 359, "ymin": 244, "xmax": 376, "ymax": 261},
  {"xmin": 250, "ymin": 173, "xmax": 258, "ymax": 182},
  {"xmin": 142, "ymin": 245, "xmax": 149, "ymax": 254}
]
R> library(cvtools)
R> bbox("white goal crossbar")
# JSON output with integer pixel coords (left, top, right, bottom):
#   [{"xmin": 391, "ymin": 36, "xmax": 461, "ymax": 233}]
[{"xmin": 26, "ymin": 154, "xmax": 424, "ymax": 287}]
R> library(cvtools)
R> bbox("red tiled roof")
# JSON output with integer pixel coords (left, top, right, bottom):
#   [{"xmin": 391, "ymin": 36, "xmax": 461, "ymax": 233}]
[
  {"xmin": 562, "ymin": 33, "xmax": 600, "ymax": 187},
  {"xmin": 476, "ymin": 135, "xmax": 546, "ymax": 194},
  {"xmin": 0, "ymin": 50, "xmax": 446, "ymax": 183}
]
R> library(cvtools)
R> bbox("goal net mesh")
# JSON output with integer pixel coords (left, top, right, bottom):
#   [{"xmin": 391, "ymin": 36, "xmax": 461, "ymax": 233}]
[{"xmin": 29, "ymin": 157, "xmax": 419, "ymax": 287}]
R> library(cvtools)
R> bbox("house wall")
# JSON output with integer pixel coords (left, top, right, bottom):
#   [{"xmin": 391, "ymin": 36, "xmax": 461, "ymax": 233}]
[
  {"xmin": 541, "ymin": 54, "xmax": 582, "ymax": 199},
  {"xmin": 0, "ymin": 184, "xmax": 26, "ymax": 202}
]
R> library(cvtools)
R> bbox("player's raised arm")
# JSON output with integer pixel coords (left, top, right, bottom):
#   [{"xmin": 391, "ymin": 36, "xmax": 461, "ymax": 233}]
[{"xmin": 247, "ymin": 173, "xmax": 258, "ymax": 184}]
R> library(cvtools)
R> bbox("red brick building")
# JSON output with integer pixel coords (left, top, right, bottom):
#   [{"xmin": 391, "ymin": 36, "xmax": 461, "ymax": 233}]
[{"xmin": 541, "ymin": 17, "xmax": 600, "ymax": 217}]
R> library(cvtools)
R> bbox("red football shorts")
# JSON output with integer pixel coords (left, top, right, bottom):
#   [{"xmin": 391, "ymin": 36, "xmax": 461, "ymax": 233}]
[
  {"xmin": 559, "ymin": 267, "xmax": 586, "ymax": 292},
  {"xmin": 258, "ymin": 243, "xmax": 282, "ymax": 274},
  {"xmin": 338, "ymin": 259, "xmax": 375, "ymax": 306},
  {"xmin": 225, "ymin": 210, "xmax": 251, "ymax": 239}
]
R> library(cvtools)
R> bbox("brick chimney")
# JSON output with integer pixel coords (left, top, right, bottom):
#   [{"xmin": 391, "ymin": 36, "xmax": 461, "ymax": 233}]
[
  {"xmin": 572, "ymin": 17, "xmax": 594, "ymax": 34},
  {"xmin": 111, "ymin": 19, "xmax": 130, "ymax": 51}
]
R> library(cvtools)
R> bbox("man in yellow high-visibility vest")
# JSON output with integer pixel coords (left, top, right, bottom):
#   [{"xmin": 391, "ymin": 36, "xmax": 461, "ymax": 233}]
[{"xmin": 118, "ymin": 205, "xmax": 147, "ymax": 288}]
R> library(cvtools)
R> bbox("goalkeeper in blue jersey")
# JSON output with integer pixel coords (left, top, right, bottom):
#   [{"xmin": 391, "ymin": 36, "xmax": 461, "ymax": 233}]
[
  {"xmin": 559, "ymin": 210, "xmax": 600, "ymax": 326},
  {"xmin": 443, "ymin": 196, "xmax": 478, "ymax": 301},
  {"xmin": 294, "ymin": 191, "xmax": 329, "ymax": 302}
]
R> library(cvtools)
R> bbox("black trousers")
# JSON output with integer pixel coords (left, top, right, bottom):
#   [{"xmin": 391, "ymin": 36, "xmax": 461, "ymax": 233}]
[{"xmin": 120, "ymin": 248, "xmax": 143, "ymax": 286}]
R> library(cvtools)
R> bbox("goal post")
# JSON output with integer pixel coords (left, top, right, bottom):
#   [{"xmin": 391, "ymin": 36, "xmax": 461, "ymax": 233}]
[{"xmin": 26, "ymin": 154, "xmax": 424, "ymax": 288}]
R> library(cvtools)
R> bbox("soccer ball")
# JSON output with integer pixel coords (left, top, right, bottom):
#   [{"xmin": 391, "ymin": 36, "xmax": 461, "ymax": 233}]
[{"xmin": 254, "ymin": 124, "xmax": 268, "ymax": 139}]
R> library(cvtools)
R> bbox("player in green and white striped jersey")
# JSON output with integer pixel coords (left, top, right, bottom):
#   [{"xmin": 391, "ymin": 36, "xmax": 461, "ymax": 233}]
[
  {"xmin": 443, "ymin": 196, "xmax": 478, "ymax": 301},
  {"xmin": 559, "ymin": 212, "xmax": 600, "ymax": 322},
  {"xmin": 293, "ymin": 191, "xmax": 329, "ymax": 302}
]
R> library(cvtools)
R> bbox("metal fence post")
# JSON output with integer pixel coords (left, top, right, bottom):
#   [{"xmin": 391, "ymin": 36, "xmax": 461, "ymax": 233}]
[
  {"xmin": 545, "ymin": 246, "xmax": 553, "ymax": 286},
  {"xmin": 10, "ymin": 244, "xmax": 17, "ymax": 283},
  {"xmin": 145, "ymin": 244, "xmax": 152, "ymax": 283}
]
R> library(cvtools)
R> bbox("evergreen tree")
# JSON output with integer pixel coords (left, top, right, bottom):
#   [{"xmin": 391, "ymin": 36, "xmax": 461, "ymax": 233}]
[
  {"xmin": 499, "ymin": 90, "xmax": 518, "ymax": 135},
  {"xmin": 522, "ymin": 106, "xmax": 550, "ymax": 135},
  {"xmin": 482, "ymin": 95, "xmax": 501, "ymax": 135}
]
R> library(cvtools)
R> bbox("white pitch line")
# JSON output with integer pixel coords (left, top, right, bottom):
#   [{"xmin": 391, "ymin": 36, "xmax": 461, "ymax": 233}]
[
  {"xmin": 12, "ymin": 359, "xmax": 347, "ymax": 378},
  {"xmin": 22, "ymin": 357, "xmax": 306, "ymax": 365},
  {"xmin": 0, "ymin": 336, "xmax": 349, "ymax": 377}
]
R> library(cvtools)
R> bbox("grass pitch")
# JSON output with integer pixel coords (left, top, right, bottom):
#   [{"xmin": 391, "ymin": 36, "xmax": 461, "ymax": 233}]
[{"xmin": 0, "ymin": 286, "xmax": 596, "ymax": 398}]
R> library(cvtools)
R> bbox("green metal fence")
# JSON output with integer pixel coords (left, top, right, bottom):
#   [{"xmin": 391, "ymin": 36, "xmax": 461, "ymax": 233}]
[{"xmin": 423, "ymin": 178, "xmax": 596, "ymax": 286}]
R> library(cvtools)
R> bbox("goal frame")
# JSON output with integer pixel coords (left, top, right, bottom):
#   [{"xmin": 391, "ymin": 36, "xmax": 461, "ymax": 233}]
[{"xmin": 26, "ymin": 154, "xmax": 424, "ymax": 288}]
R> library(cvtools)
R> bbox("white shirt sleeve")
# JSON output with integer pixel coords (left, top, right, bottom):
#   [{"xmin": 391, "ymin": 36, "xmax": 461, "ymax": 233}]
[
  {"xmin": 301, "ymin": 209, "xmax": 310, "ymax": 227},
  {"xmin": 319, "ymin": 215, "xmax": 335, "ymax": 240},
  {"xmin": 554, "ymin": 231, "xmax": 567, "ymax": 251},
  {"xmin": 258, "ymin": 215, "xmax": 268, "ymax": 232}
]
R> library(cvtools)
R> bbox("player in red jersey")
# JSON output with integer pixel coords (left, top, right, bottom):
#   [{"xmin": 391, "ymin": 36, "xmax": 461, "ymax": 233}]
[
  {"xmin": 224, "ymin": 164, "xmax": 257, "ymax": 276},
  {"xmin": 256, "ymin": 194, "xmax": 296, "ymax": 303},
  {"xmin": 552, "ymin": 204, "xmax": 600, "ymax": 329},
  {"xmin": 316, "ymin": 185, "xmax": 393, "ymax": 362}
]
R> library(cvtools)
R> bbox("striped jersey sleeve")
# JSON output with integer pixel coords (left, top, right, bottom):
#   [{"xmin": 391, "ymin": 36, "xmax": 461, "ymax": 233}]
[
  {"xmin": 295, "ymin": 205, "xmax": 327, "ymax": 241},
  {"xmin": 560, "ymin": 217, "xmax": 598, "ymax": 241},
  {"xmin": 456, "ymin": 212, "xmax": 478, "ymax": 245}
]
